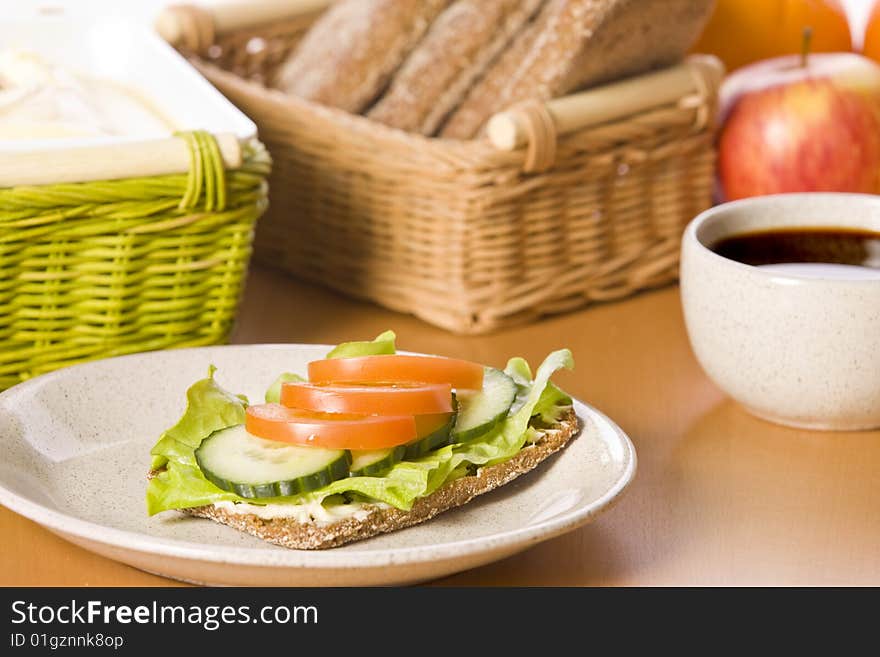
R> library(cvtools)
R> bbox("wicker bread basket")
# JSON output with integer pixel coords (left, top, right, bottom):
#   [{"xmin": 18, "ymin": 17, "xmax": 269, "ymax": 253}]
[{"xmin": 159, "ymin": 1, "xmax": 723, "ymax": 334}]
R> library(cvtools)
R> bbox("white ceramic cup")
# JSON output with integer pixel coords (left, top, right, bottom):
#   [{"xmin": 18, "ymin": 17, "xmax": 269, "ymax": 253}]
[{"xmin": 680, "ymin": 193, "xmax": 880, "ymax": 431}]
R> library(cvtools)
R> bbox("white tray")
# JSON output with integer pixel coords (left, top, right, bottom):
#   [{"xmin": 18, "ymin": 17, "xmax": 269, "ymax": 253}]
[{"xmin": 0, "ymin": 11, "xmax": 256, "ymax": 185}]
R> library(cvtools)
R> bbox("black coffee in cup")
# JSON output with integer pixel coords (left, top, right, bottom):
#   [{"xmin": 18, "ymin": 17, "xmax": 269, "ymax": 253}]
[{"xmin": 712, "ymin": 227, "xmax": 880, "ymax": 279}]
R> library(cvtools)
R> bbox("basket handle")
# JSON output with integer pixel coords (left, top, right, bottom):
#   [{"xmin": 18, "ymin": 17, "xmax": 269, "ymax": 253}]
[
  {"xmin": 486, "ymin": 55, "xmax": 725, "ymax": 173},
  {"xmin": 156, "ymin": 0, "xmax": 331, "ymax": 52},
  {"xmin": 0, "ymin": 133, "xmax": 242, "ymax": 187}
]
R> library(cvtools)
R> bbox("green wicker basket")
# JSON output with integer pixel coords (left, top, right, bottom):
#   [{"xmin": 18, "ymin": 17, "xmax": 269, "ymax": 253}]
[{"xmin": 0, "ymin": 131, "xmax": 270, "ymax": 390}]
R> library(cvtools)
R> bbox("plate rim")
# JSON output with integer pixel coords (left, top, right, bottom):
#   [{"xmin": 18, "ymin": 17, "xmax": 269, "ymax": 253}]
[{"xmin": 0, "ymin": 344, "xmax": 637, "ymax": 569}]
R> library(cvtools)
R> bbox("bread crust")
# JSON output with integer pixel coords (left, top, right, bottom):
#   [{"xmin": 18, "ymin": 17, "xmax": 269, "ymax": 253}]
[
  {"xmin": 440, "ymin": 0, "xmax": 715, "ymax": 139},
  {"xmin": 367, "ymin": 0, "xmax": 546, "ymax": 136},
  {"xmin": 274, "ymin": 0, "xmax": 450, "ymax": 114},
  {"xmin": 179, "ymin": 408, "xmax": 580, "ymax": 550}
]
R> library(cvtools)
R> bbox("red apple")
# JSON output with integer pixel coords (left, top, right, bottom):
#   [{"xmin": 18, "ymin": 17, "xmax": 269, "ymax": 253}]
[{"xmin": 717, "ymin": 53, "xmax": 880, "ymax": 201}]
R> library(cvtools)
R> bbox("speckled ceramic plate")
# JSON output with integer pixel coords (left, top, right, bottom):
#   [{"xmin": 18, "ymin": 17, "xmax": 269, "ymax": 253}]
[{"xmin": 0, "ymin": 345, "xmax": 636, "ymax": 586}]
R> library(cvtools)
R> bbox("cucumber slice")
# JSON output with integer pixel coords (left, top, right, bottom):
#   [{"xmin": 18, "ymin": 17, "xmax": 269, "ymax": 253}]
[
  {"xmin": 349, "ymin": 445, "xmax": 406, "ymax": 477},
  {"xmin": 195, "ymin": 425, "xmax": 351, "ymax": 499},
  {"xmin": 452, "ymin": 367, "xmax": 517, "ymax": 442},
  {"xmin": 404, "ymin": 412, "xmax": 456, "ymax": 459}
]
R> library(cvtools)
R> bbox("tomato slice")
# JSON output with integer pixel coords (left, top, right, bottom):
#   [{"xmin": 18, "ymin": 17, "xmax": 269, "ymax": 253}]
[
  {"xmin": 245, "ymin": 403, "xmax": 417, "ymax": 449},
  {"xmin": 280, "ymin": 381, "xmax": 453, "ymax": 415},
  {"xmin": 415, "ymin": 411, "xmax": 453, "ymax": 436},
  {"xmin": 307, "ymin": 355, "xmax": 484, "ymax": 389}
]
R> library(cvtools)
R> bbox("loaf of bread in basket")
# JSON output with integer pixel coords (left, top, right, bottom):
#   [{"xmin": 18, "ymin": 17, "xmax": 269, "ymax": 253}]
[{"xmin": 275, "ymin": 0, "xmax": 715, "ymax": 137}]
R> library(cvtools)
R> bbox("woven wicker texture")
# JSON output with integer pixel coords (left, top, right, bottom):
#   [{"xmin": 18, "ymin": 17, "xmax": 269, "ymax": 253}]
[
  {"xmin": 0, "ymin": 132, "xmax": 270, "ymax": 390},
  {"xmin": 172, "ymin": 7, "xmax": 717, "ymax": 334}
]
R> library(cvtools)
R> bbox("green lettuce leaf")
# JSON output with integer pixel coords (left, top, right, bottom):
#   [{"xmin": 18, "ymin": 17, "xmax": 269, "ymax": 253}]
[
  {"xmin": 533, "ymin": 382, "xmax": 572, "ymax": 424},
  {"xmin": 146, "ymin": 348, "xmax": 574, "ymax": 515},
  {"xmin": 147, "ymin": 459, "xmax": 241, "ymax": 516},
  {"xmin": 325, "ymin": 330, "xmax": 396, "ymax": 359},
  {"xmin": 148, "ymin": 366, "xmax": 247, "ymax": 470},
  {"xmin": 264, "ymin": 372, "xmax": 304, "ymax": 403},
  {"xmin": 146, "ymin": 367, "xmax": 250, "ymax": 515}
]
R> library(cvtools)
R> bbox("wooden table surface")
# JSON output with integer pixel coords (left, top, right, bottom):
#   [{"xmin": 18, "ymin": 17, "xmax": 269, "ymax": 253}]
[{"xmin": 3, "ymin": 263, "xmax": 879, "ymax": 586}]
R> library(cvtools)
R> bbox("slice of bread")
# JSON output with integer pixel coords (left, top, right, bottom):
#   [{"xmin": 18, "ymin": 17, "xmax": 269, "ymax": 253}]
[
  {"xmin": 274, "ymin": 0, "xmax": 451, "ymax": 114},
  {"xmin": 366, "ymin": 0, "xmax": 546, "ymax": 136},
  {"xmin": 440, "ymin": 0, "xmax": 716, "ymax": 139},
  {"xmin": 175, "ymin": 408, "xmax": 580, "ymax": 550}
]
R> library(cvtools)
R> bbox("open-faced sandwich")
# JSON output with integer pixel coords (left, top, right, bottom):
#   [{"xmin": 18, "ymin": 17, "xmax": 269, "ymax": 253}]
[{"xmin": 146, "ymin": 332, "xmax": 579, "ymax": 549}]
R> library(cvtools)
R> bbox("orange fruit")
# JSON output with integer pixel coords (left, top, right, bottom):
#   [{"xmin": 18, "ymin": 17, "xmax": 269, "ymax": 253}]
[
  {"xmin": 864, "ymin": 1, "xmax": 880, "ymax": 63},
  {"xmin": 691, "ymin": 0, "xmax": 853, "ymax": 72}
]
